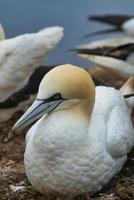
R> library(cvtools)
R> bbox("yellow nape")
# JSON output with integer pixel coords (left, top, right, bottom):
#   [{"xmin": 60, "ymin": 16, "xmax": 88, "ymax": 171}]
[{"xmin": 38, "ymin": 63, "xmax": 95, "ymax": 101}]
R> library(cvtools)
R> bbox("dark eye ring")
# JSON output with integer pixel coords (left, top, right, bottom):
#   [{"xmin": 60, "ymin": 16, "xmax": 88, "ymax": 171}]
[
  {"xmin": 36, "ymin": 93, "xmax": 66, "ymax": 102},
  {"xmin": 50, "ymin": 93, "xmax": 63, "ymax": 101}
]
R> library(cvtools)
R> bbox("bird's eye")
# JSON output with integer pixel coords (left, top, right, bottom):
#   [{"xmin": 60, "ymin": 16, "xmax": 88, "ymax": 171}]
[
  {"xmin": 49, "ymin": 93, "xmax": 63, "ymax": 101},
  {"xmin": 36, "ymin": 93, "xmax": 65, "ymax": 102}
]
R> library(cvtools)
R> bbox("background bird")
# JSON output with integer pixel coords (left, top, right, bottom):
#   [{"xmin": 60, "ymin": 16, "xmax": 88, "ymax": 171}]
[
  {"xmin": 85, "ymin": 14, "xmax": 134, "ymax": 37},
  {"xmin": 82, "ymin": 14, "xmax": 134, "ymax": 51},
  {"xmin": 0, "ymin": 65, "xmax": 55, "ymax": 122},
  {"xmin": 0, "ymin": 25, "xmax": 63, "ymax": 103},
  {"xmin": 72, "ymin": 43, "xmax": 134, "ymax": 89}
]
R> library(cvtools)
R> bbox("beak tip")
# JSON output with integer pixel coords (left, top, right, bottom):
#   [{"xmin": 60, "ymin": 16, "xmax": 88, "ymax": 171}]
[
  {"xmin": 8, "ymin": 124, "xmax": 20, "ymax": 140},
  {"xmin": 6, "ymin": 130, "xmax": 14, "ymax": 142},
  {"xmin": 11, "ymin": 124, "xmax": 17, "ymax": 132}
]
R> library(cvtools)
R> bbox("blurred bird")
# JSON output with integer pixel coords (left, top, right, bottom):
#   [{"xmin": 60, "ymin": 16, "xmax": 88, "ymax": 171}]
[
  {"xmin": 11, "ymin": 64, "xmax": 134, "ymax": 199},
  {"xmin": 72, "ymin": 43, "xmax": 134, "ymax": 77},
  {"xmin": 87, "ymin": 66, "xmax": 127, "ymax": 89},
  {"xmin": 0, "ymin": 25, "xmax": 63, "ymax": 103},
  {"xmin": 85, "ymin": 14, "xmax": 134, "ymax": 37},
  {"xmin": 82, "ymin": 14, "xmax": 134, "ymax": 49},
  {"xmin": 0, "ymin": 66, "xmax": 55, "ymax": 122},
  {"xmin": 81, "ymin": 35, "xmax": 134, "ymax": 49}
]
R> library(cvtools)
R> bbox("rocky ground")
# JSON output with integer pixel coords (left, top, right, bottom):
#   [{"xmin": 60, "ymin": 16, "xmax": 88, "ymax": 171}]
[{"xmin": 0, "ymin": 113, "xmax": 134, "ymax": 200}]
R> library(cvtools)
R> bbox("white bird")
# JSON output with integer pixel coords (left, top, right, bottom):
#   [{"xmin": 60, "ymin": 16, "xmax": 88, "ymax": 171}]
[
  {"xmin": 0, "ymin": 26, "xmax": 63, "ymax": 103},
  {"xmin": 73, "ymin": 43, "xmax": 134, "ymax": 76},
  {"xmin": 0, "ymin": 65, "xmax": 55, "ymax": 122},
  {"xmin": 81, "ymin": 15, "xmax": 134, "ymax": 53},
  {"xmin": 11, "ymin": 64, "xmax": 134, "ymax": 199},
  {"xmin": 85, "ymin": 14, "xmax": 134, "ymax": 37},
  {"xmin": 80, "ymin": 35, "xmax": 134, "ymax": 49},
  {"xmin": 0, "ymin": 26, "xmax": 63, "ymax": 122}
]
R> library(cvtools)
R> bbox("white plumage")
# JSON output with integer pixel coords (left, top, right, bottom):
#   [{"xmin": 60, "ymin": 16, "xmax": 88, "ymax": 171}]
[
  {"xmin": 74, "ymin": 43, "xmax": 134, "ymax": 76},
  {"xmin": 76, "ymin": 53, "xmax": 134, "ymax": 75},
  {"xmin": 123, "ymin": 18, "xmax": 134, "ymax": 36},
  {"xmin": 80, "ymin": 35, "xmax": 134, "ymax": 49},
  {"xmin": 24, "ymin": 87, "xmax": 133, "ymax": 196},
  {"xmin": 0, "ymin": 26, "xmax": 63, "ymax": 102},
  {"xmin": 12, "ymin": 64, "xmax": 134, "ymax": 199}
]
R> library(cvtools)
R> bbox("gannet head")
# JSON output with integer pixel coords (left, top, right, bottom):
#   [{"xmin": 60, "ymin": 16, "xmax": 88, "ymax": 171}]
[{"xmin": 11, "ymin": 64, "xmax": 95, "ymax": 132}]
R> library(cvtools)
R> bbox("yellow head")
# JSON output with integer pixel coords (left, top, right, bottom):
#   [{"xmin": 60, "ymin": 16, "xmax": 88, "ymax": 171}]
[
  {"xmin": 12, "ymin": 64, "xmax": 95, "ymax": 132},
  {"xmin": 38, "ymin": 64, "xmax": 95, "ymax": 100}
]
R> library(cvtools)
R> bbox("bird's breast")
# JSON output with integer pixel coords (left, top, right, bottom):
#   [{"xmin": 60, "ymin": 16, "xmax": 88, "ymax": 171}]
[
  {"xmin": 29, "ymin": 109, "xmax": 89, "ymax": 154},
  {"xmin": 24, "ymin": 107, "xmax": 126, "ymax": 195}
]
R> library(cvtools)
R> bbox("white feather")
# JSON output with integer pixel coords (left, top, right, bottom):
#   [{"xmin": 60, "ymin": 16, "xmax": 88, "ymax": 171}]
[
  {"xmin": 79, "ymin": 34, "xmax": 134, "ymax": 49},
  {"xmin": 123, "ymin": 18, "xmax": 134, "ymax": 36},
  {"xmin": 76, "ymin": 53, "xmax": 134, "ymax": 76},
  {"xmin": 24, "ymin": 86, "xmax": 134, "ymax": 197},
  {"xmin": 0, "ymin": 26, "xmax": 63, "ymax": 102}
]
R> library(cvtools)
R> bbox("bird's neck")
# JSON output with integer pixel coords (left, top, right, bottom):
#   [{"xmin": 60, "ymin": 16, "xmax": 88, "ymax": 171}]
[
  {"xmin": 71, "ymin": 97, "xmax": 95, "ymax": 124},
  {"xmin": 79, "ymin": 99, "xmax": 94, "ymax": 117}
]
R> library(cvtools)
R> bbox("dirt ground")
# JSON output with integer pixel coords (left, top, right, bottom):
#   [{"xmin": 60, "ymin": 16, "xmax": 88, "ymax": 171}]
[{"xmin": 0, "ymin": 113, "xmax": 134, "ymax": 200}]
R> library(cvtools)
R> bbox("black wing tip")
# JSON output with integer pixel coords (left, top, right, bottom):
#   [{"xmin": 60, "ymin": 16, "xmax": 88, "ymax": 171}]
[
  {"xmin": 70, "ymin": 48, "xmax": 107, "ymax": 56},
  {"xmin": 69, "ymin": 48, "xmax": 85, "ymax": 52},
  {"xmin": 92, "ymin": 77, "xmax": 109, "ymax": 87},
  {"xmin": 69, "ymin": 48, "xmax": 89, "ymax": 54},
  {"xmin": 124, "ymin": 93, "xmax": 134, "ymax": 99},
  {"xmin": 82, "ymin": 27, "xmax": 120, "ymax": 39},
  {"xmin": 88, "ymin": 14, "xmax": 134, "ymax": 28},
  {"xmin": 88, "ymin": 14, "xmax": 134, "ymax": 21},
  {"xmin": 105, "ymin": 42, "xmax": 134, "ymax": 55}
]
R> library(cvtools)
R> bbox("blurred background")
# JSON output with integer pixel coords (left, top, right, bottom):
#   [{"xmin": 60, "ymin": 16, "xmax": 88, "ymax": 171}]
[{"xmin": 0, "ymin": 0, "xmax": 133, "ymax": 67}]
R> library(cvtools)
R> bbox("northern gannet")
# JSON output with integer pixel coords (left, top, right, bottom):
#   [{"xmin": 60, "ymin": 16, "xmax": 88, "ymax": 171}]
[
  {"xmin": 85, "ymin": 14, "xmax": 134, "ymax": 37},
  {"xmin": 81, "ymin": 35, "xmax": 134, "ymax": 49},
  {"xmin": 0, "ymin": 26, "xmax": 63, "ymax": 102},
  {"xmin": 82, "ymin": 14, "xmax": 134, "ymax": 50},
  {"xmin": 71, "ymin": 43, "xmax": 132, "ymax": 89},
  {"xmin": 11, "ymin": 64, "xmax": 134, "ymax": 199},
  {"xmin": 73, "ymin": 43, "xmax": 134, "ymax": 76}
]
